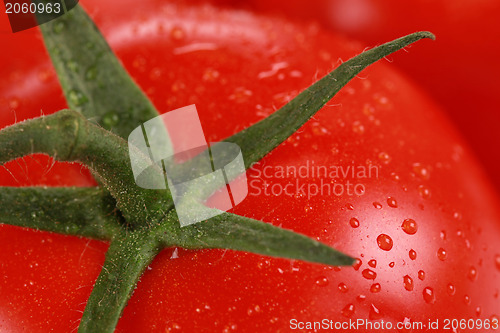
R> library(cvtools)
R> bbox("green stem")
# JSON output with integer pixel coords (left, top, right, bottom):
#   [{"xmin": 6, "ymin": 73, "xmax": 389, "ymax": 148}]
[
  {"xmin": 164, "ymin": 212, "xmax": 354, "ymax": 266},
  {"xmin": 38, "ymin": 5, "xmax": 166, "ymax": 141},
  {"xmin": 0, "ymin": 186, "xmax": 120, "ymax": 239},
  {"xmin": 0, "ymin": 110, "xmax": 174, "ymax": 227},
  {"xmin": 78, "ymin": 230, "xmax": 160, "ymax": 333}
]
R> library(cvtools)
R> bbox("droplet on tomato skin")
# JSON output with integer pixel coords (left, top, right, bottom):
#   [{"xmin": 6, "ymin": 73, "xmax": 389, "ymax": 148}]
[
  {"xmin": 362, "ymin": 269, "xmax": 377, "ymax": 280},
  {"xmin": 402, "ymin": 219, "xmax": 418, "ymax": 235},
  {"xmin": 170, "ymin": 26, "xmax": 185, "ymax": 40},
  {"xmin": 418, "ymin": 270, "xmax": 425, "ymax": 281},
  {"xmin": 418, "ymin": 185, "xmax": 431, "ymax": 199},
  {"xmin": 315, "ymin": 276, "xmax": 329, "ymax": 287},
  {"xmin": 495, "ymin": 254, "xmax": 500, "ymax": 271},
  {"xmin": 338, "ymin": 283, "xmax": 348, "ymax": 293},
  {"xmin": 369, "ymin": 304, "xmax": 383, "ymax": 320},
  {"xmin": 8, "ymin": 97, "xmax": 20, "ymax": 110},
  {"xmin": 409, "ymin": 249, "xmax": 417, "ymax": 260},
  {"xmin": 352, "ymin": 259, "xmax": 362, "ymax": 271},
  {"xmin": 389, "ymin": 262, "xmax": 395, "ymax": 268},
  {"xmin": 403, "ymin": 275, "xmax": 414, "ymax": 291},
  {"xmin": 464, "ymin": 295, "xmax": 471, "ymax": 305},
  {"xmin": 467, "ymin": 266, "xmax": 478, "ymax": 281},
  {"xmin": 346, "ymin": 203, "xmax": 354, "ymax": 210},
  {"xmin": 440, "ymin": 230, "xmax": 447, "ymax": 240},
  {"xmin": 352, "ymin": 121, "xmax": 365, "ymax": 134},
  {"xmin": 377, "ymin": 234, "xmax": 393, "ymax": 251},
  {"xmin": 378, "ymin": 152, "xmax": 392, "ymax": 164},
  {"xmin": 349, "ymin": 217, "xmax": 360, "ymax": 228},
  {"xmin": 476, "ymin": 306, "xmax": 482, "ymax": 317},
  {"xmin": 370, "ymin": 283, "xmax": 381, "ymax": 293},
  {"xmin": 387, "ymin": 197, "xmax": 398, "ymax": 208},
  {"xmin": 166, "ymin": 322, "xmax": 182, "ymax": 332},
  {"xmin": 341, "ymin": 304, "xmax": 355, "ymax": 318},
  {"xmin": 423, "ymin": 287, "xmax": 436, "ymax": 304},
  {"xmin": 437, "ymin": 248, "xmax": 447, "ymax": 261},
  {"xmin": 356, "ymin": 294, "xmax": 366, "ymax": 302},
  {"xmin": 447, "ymin": 283, "xmax": 456, "ymax": 296},
  {"xmin": 373, "ymin": 202, "xmax": 383, "ymax": 209},
  {"xmin": 368, "ymin": 259, "xmax": 377, "ymax": 268},
  {"xmin": 412, "ymin": 163, "xmax": 430, "ymax": 180}
]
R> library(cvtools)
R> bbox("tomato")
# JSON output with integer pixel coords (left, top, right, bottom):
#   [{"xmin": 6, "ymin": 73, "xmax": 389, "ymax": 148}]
[
  {"xmin": 230, "ymin": 0, "xmax": 500, "ymax": 192},
  {"xmin": 1, "ymin": 1, "xmax": 500, "ymax": 332}
]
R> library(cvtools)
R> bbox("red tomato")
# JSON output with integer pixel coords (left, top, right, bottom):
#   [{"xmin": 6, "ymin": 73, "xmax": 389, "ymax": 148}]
[
  {"xmin": 234, "ymin": 0, "xmax": 500, "ymax": 192},
  {"xmin": 1, "ymin": 1, "xmax": 499, "ymax": 332}
]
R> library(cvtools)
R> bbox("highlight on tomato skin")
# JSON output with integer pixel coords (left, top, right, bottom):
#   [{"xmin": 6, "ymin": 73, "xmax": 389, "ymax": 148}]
[{"xmin": 0, "ymin": 1, "xmax": 499, "ymax": 332}]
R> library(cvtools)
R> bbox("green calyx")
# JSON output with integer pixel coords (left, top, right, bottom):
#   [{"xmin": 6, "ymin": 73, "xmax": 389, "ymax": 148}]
[{"xmin": 0, "ymin": 4, "xmax": 434, "ymax": 332}]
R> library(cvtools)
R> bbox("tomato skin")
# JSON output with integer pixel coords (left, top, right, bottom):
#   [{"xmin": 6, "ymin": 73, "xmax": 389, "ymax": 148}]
[
  {"xmin": 1, "ymin": 1, "xmax": 500, "ymax": 332},
  {"xmin": 233, "ymin": 0, "xmax": 500, "ymax": 192}
]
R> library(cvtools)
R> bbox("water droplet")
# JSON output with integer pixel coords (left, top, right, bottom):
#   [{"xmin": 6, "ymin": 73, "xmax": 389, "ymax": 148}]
[
  {"xmin": 440, "ymin": 230, "xmax": 447, "ymax": 240},
  {"xmin": 170, "ymin": 26, "xmax": 185, "ymax": 40},
  {"xmin": 341, "ymin": 304, "xmax": 355, "ymax": 318},
  {"xmin": 447, "ymin": 283, "xmax": 456, "ymax": 296},
  {"xmin": 368, "ymin": 259, "xmax": 377, "ymax": 268},
  {"xmin": 338, "ymin": 283, "xmax": 348, "ymax": 293},
  {"xmin": 437, "ymin": 248, "xmax": 447, "ymax": 261},
  {"xmin": 464, "ymin": 295, "xmax": 471, "ymax": 305},
  {"xmin": 53, "ymin": 21, "xmax": 66, "ymax": 34},
  {"xmin": 349, "ymin": 217, "xmax": 360, "ymax": 228},
  {"xmin": 166, "ymin": 322, "xmax": 182, "ymax": 332},
  {"xmin": 346, "ymin": 203, "xmax": 354, "ymax": 210},
  {"xmin": 495, "ymin": 254, "xmax": 500, "ymax": 271},
  {"xmin": 404, "ymin": 275, "xmax": 414, "ymax": 291},
  {"xmin": 369, "ymin": 304, "xmax": 383, "ymax": 320},
  {"xmin": 387, "ymin": 197, "xmax": 398, "ymax": 208},
  {"xmin": 418, "ymin": 185, "xmax": 431, "ymax": 199},
  {"xmin": 370, "ymin": 283, "xmax": 381, "ymax": 293},
  {"xmin": 67, "ymin": 89, "xmax": 88, "ymax": 106},
  {"xmin": 229, "ymin": 87, "xmax": 253, "ymax": 103},
  {"xmin": 423, "ymin": 287, "xmax": 435, "ymax": 304},
  {"xmin": 203, "ymin": 68, "xmax": 220, "ymax": 82},
  {"xmin": 377, "ymin": 234, "xmax": 393, "ymax": 251},
  {"xmin": 409, "ymin": 249, "xmax": 417, "ymax": 260},
  {"xmin": 356, "ymin": 294, "xmax": 366, "ymax": 302},
  {"xmin": 389, "ymin": 262, "xmax": 395, "ymax": 268},
  {"xmin": 467, "ymin": 266, "xmax": 478, "ymax": 282},
  {"xmin": 378, "ymin": 152, "xmax": 392, "ymax": 164},
  {"xmin": 362, "ymin": 269, "xmax": 377, "ymax": 280},
  {"xmin": 102, "ymin": 111, "xmax": 120, "ymax": 129},
  {"xmin": 401, "ymin": 219, "xmax": 418, "ymax": 235},
  {"xmin": 412, "ymin": 163, "xmax": 430, "ymax": 180},
  {"xmin": 373, "ymin": 202, "xmax": 383, "ymax": 209},
  {"xmin": 8, "ymin": 97, "xmax": 20, "ymax": 110},
  {"xmin": 352, "ymin": 259, "xmax": 362, "ymax": 271},
  {"xmin": 85, "ymin": 66, "xmax": 98, "ymax": 80},
  {"xmin": 352, "ymin": 121, "xmax": 365, "ymax": 134},
  {"xmin": 418, "ymin": 270, "xmax": 425, "ymax": 280},
  {"xmin": 476, "ymin": 306, "xmax": 482, "ymax": 317},
  {"xmin": 315, "ymin": 276, "xmax": 329, "ymax": 287}
]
